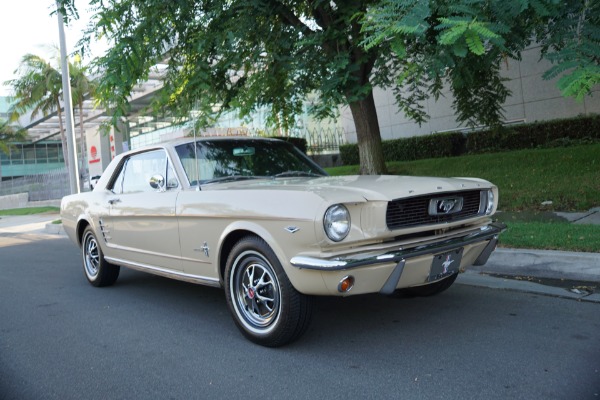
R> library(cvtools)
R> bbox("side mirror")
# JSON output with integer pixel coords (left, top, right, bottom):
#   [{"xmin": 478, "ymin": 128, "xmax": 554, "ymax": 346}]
[{"xmin": 149, "ymin": 174, "xmax": 166, "ymax": 191}]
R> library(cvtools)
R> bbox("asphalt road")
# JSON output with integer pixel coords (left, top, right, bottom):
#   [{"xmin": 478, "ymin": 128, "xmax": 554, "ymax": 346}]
[{"xmin": 1, "ymin": 235, "xmax": 599, "ymax": 400}]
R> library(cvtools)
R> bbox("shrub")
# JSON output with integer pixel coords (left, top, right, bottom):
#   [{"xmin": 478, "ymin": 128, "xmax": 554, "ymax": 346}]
[
  {"xmin": 466, "ymin": 115, "xmax": 600, "ymax": 153},
  {"xmin": 338, "ymin": 114, "xmax": 600, "ymax": 165},
  {"xmin": 383, "ymin": 132, "xmax": 465, "ymax": 161},
  {"xmin": 339, "ymin": 143, "xmax": 360, "ymax": 165}
]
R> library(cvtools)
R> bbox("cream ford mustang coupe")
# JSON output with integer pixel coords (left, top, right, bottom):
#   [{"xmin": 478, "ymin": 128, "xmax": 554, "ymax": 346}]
[{"xmin": 61, "ymin": 137, "xmax": 506, "ymax": 347}]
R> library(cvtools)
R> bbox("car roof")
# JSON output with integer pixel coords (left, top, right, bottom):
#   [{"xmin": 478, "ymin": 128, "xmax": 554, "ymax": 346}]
[
  {"xmin": 114, "ymin": 136, "xmax": 291, "ymax": 163},
  {"xmin": 134, "ymin": 136, "xmax": 285, "ymax": 152},
  {"xmin": 167, "ymin": 135, "xmax": 282, "ymax": 145}
]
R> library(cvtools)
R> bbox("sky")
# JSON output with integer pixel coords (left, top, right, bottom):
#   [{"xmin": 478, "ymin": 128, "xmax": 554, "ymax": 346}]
[{"xmin": 0, "ymin": 0, "xmax": 105, "ymax": 96}]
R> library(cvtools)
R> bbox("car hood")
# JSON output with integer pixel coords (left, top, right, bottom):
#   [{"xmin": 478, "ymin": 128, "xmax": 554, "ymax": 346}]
[{"xmin": 204, "ymin": 175, "xmax": 493, "ymax": 203}]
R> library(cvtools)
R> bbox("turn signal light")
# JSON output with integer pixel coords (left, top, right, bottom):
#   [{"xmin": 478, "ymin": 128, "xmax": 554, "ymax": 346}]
[{"xmin": 338, "ymin": 276, "xmax": 355, "ymax": 293}]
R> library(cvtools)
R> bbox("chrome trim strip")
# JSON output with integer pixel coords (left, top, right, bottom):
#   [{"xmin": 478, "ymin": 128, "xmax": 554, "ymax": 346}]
[
  {"xmin": 290, "ymin": 222, "xmax": 507, "ymax": 271},
  {"xmin": 105, "ymin": 243, "xmax": 181, "ymax": 260},
  {"xmin": 104, "ymin": 257, "xmax": 221, "ymax": 287}
]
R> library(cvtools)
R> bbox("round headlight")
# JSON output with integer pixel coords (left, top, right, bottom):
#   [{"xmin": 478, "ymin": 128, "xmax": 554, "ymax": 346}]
[
  {"xmin": 486, "ymin": 189, "xmax": 495, "ymax": 215},
  {"xmin": 324, "ymin": 204, "xmax": 350, "ymax": 242}
]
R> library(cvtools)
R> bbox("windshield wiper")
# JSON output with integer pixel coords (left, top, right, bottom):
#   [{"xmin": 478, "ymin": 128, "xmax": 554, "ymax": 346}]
[
  {"xmin": 273, "ymin": 171, "xmax": 324, "ymax": 178},
  {"xmin": 201, "ymin": 175, "xmax": 265, "ymax": 185}
]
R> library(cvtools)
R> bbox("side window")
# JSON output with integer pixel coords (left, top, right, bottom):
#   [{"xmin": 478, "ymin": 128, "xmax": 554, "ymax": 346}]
[
  {"xmin": 109, "ymin": 150, "xmax": 178, "ymax": 194},
  {"xmin": 111, "ymin": 160, "xmax": 127, "ymax": 194},
  {"xmin": 166, "ymin": 159, "xmax": 179, "ymax": 189}
]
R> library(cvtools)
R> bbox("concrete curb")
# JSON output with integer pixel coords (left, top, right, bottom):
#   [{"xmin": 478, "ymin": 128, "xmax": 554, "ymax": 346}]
[
  {"xmin": 471, "ymin": 248, "xmax": 600, "ymax": 283},
  {"xmin": 44, "ymin": 221, "xmax": 65, "ymax": 235},
  {"xmin": 457, "ymin": 271, "xmax": 600, "ymax": 303}
]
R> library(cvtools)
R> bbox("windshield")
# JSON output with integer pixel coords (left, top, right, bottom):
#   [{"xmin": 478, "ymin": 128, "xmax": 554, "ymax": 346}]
[{"xmin": 175, "ymin": 139, "xmax": 328, "ymax": 185}]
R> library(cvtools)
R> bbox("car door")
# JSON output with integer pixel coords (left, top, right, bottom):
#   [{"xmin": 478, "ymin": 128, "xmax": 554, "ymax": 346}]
[{"xmin": 104, "ymin": 149, "xmax": 182, "ymax": 271}]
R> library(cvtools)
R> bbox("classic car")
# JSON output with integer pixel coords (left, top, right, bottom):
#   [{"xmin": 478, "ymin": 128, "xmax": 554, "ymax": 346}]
[{"xmin": 61, "ymin": 136, "xmax": 506, "ymax": 347}]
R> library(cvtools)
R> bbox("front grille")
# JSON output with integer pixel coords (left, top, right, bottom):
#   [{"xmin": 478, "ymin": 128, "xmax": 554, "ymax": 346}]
[{"xmin": 386, "ymin": 190, "xmax": 484, "ymax": 230}]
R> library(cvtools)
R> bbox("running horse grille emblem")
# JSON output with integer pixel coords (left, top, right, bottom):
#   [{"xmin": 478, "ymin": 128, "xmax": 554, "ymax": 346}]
[{"xmin": 428, "ymin": 196, "xmax": 464, "ymax": 216}]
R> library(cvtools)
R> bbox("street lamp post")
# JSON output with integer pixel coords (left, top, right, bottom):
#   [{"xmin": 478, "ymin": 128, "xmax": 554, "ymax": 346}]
[{"xmin": 56, "ymin": 4, "xmax": 80, "ymax": 195}]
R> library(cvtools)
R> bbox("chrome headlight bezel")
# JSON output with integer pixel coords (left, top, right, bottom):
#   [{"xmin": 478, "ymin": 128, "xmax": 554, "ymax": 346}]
[
  {"xmin": 485, "ymin": 189, "xmax": 495, "ymax": 215},
  {"xmin": 323, "ymin": 204, "xmax": 351, "ymax": 242}
]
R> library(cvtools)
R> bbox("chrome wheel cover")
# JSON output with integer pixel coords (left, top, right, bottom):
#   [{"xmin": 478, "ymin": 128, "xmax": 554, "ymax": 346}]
[
  {"xmin": 83, "ymin": 231, "xmax": 100, "ymax": 279},
  {"xmin": 230, "ymin": 251, "xmax": 281, "ymax": 333}
]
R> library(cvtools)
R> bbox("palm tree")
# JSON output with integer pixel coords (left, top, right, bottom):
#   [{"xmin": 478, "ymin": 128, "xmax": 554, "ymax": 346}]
[
  {"xmin": 70, "ymin": 56, "xmax": 97, "ymax": 179},
  {"xmin": 6, "ymin": 54, "xmax": 68, "ymax": 167}
]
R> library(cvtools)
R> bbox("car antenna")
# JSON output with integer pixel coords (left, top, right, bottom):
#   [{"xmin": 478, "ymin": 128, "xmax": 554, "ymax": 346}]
[{"xmin": 192, "ymin": 103, "xmax": 201, "ymax": 191}]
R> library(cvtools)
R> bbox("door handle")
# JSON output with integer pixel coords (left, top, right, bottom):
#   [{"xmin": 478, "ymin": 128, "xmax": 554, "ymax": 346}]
[{"xmin": 108, "ymin": 198, "xmax": 121, "ymax": 205}]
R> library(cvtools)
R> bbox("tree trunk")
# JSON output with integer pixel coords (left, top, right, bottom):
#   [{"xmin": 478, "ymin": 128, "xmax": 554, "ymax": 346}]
[
  {"xmin": 348, "ymin": 91, "xmax": 387, "ymax": 175},
  {"xmin": 56, "ymin": 101, "xmax": 68, "ymax": 169}
]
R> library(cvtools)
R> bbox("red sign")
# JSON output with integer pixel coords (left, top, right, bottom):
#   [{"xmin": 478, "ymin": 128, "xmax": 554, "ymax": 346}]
[{"xmin": 89, "ymin": 145, "xmax": 101, "ymax": 164}]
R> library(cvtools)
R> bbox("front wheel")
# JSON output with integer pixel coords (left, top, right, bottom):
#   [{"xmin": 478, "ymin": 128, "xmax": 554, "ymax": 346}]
[
  {"xmin": 224, "ymin": 236, "xmax": 312, "ymax": 347},
  {"xmin": 81, "ymin": 226, "xmax": 120, "ymax": 287}
]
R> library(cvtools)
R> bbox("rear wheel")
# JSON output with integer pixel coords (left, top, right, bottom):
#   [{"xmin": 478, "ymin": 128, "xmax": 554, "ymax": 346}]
[
  {"xmin": 224, "ymin": 236, "xmax": 312, "ymax": 347},
  {"xmin": 81, "ymin": 226, "xmax": 120, "ymax": 287},
  {"xmin": 392, "ymin": 273, "xmax": 458, "ymax": 298}
]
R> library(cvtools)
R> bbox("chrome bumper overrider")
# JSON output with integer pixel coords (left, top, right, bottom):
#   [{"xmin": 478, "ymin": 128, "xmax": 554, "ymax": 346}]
[{"xmin": 290, "ymin": 222, "xmax": 507, "ymax": 271}]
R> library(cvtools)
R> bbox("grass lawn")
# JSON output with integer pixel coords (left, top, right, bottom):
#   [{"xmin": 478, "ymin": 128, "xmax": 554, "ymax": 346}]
[
  {"xmin": 328, "ymin": 143, "xmax": 600, "ymax": 212},
  {"xmin": 0, "ymin": 206, "xmax": 60, "ymax": 216},
  {"xmin": 496, "ymin": 220, "xmax": 600, "ymax": 252},
  {"xmin": 326, "ymin": 143, "xmax": 600, "ymax": 252}
]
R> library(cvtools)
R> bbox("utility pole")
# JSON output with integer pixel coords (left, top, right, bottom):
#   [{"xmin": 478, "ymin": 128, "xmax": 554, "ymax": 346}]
[{"xmin": 56, "ymin": 3, "xmax": 80, "ymax": 194}]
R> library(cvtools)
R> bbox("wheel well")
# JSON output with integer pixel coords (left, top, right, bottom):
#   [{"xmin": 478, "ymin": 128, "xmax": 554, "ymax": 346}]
[
  {"xmin": 219, "ymin": 230, "xmax": 258, "ymax": 284},
  {"xmin": 76, "ymin": 220, "xmax": 91, "ymax": 247}
]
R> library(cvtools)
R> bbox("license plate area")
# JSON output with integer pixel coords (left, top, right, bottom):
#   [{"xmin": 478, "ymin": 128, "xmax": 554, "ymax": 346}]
[{"xmin": 428, "ymin": 248, "xmax": 463, "ymax": 282}]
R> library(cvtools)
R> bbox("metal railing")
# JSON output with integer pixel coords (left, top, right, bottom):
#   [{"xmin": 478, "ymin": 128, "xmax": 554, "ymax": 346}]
[
  {"xmin": 290, "ymin": 126, "xmax": 347, "ymax": 154},
  {"xmin": 221, "ymin": 125, "xmax": 347, "ymax": 154},
  {"xmin": 0, "ymin": 168, "xmax": 70, "ymax": 201}
]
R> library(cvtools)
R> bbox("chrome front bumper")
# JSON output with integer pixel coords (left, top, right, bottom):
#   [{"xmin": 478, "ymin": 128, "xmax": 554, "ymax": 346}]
[{"xmin": 290, "ymin": 222, "xmax": 507, "ymax": 272}]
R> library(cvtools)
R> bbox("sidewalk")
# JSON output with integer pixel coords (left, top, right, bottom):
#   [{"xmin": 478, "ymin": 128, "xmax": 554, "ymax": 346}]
[
  {"xmin": 555, "ymin": 207, "xmax": 600, "ymax": 224},
  {"xmin": 0, "ymin": 213, "xmax": 63, "ymax": 235}
]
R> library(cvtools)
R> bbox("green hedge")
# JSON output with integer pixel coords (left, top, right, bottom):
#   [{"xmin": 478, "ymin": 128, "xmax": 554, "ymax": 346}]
[
  {"xmin": 466, "ymin": 115, "xmax": 600, "ymax": 153},
  {"xmin": 339, "ymin": 143, "xmax": 360, "ymax": 165},
  {"xmin": 339, "ymin": 115, "xmax": 600, "ymax": 165},
  {"xmin": 340, "ymin": 132, "xmax": 465, "ymax": 165},
  {"xmin": 382, "ymin": 132, "xmax": 465, "ymax": 161}
]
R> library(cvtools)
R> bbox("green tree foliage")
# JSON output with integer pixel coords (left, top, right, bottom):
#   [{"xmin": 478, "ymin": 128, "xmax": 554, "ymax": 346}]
[
  {"xmin": 56, "ymin": 0, "xmax": 599, "ymax": 174},
  {"xmin": 539, "ymin": 0, "xmax": 600, "ymax": 100},
  {"xmin": 57, "ymin": 0, "xmax": 399, "ymax": 174},
  {"xmin": 362, "ymin": 0, "xmax": 600, "ymax": 119}
]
